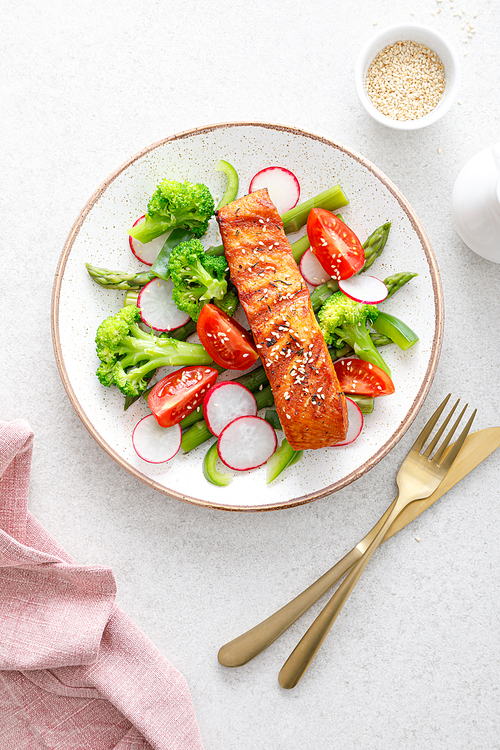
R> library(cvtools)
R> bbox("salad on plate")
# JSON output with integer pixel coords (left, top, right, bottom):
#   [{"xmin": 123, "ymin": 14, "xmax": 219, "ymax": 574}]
[{"xmin": 85, "ymin": 159, "xmax": 419, "ymax": 488}]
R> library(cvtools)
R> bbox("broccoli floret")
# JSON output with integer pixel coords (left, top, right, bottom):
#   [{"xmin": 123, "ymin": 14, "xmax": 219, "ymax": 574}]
[
  {"xmin": 95, "ymin": 305, "xmax": 213, "ymax": 397},
  {"xmin": 317, "ymin": 291, "xmax": 391, "ymax": 375},
  {"xmin": 214, "ymin": 287, "xmax": 239, "ymax": 317},
  {"xmin": 168, "ymin": 238, "xmax": 229, "ymax": 321},
  {"xmin": 128, "ymin": 179, "xmax": 215, "ymax": 244}
]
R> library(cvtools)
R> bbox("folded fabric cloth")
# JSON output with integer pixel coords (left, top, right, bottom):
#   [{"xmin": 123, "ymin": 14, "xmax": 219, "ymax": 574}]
[{"xmin": 0, "ymin": 419, "xmax": 205, "ymax": 750}]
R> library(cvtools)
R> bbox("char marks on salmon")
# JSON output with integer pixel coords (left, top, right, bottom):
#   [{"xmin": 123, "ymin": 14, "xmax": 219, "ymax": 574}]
[{"xmin": 217, "ymin": 189, "xmax": 348, "ymax": 450}]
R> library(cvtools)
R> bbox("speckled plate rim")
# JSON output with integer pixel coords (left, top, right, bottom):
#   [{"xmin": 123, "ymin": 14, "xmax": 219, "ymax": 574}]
[{"xmin": 51, "ymin": 121, "xmax": 444, "ymax": 512}]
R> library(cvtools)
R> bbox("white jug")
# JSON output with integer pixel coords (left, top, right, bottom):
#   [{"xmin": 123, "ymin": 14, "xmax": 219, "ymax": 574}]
[{"xmin": 451, "ymin": 142, "xmax": 500, "ymax": 263}]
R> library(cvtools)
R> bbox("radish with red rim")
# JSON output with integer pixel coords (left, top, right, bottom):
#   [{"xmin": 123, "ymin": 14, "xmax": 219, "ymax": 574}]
[
  {"xmin": 129, "ymin": 216, "xmax": 172, "ymax": 266},
  {"xmin": 299, "ymin": 248, "xmax": 331, "ymax": 286},
  {"xmin": 132, "ymin": 414, "xmax": 181, "ymax": 463},
  {"xmin": 249, "ymin": 167, "xmax": 300, "ymax": 214},
  {"xmin": 338, "ymin": 275, "xmax": 388, "ymax": 304},
  {"xmin": 333, "ymin": 397, "xmax": 364, "ymax": 447},
  {"xmin": 138, "ymin": 277, "xmax": 190, "ymax": 331},
  {"xmin": 218, "ymin": 416, "xmax": 277, "ymax": 471},
  {"xmin": 203, "ymin": 382, "xmax": 257, "ymax": 437}
]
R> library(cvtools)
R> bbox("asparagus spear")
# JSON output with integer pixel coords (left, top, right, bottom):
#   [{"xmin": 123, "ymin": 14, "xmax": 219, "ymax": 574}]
[
  {"xmin": 360, "ymin": 222, "xmax": 391, "ymax": 272},
  {"xmin": 310, "ymin": 270, "xmax": 418, "ymax": 317},
  {"xmin": 281, "ymin": 185, "xmax": 349, "ymax": 234},
  {"xmin": 86, "ymin": 263, "xmax": 154, "ymax": 290},
  {"xmin": 383, "ymin": 271, "xmax": 418, "ymax": 299}
]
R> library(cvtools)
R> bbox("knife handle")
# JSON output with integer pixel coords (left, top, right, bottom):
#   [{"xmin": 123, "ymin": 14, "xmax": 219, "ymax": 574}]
[{"xmin": 218, "ymin": 546, "xmax": 362, "ymax": 667}]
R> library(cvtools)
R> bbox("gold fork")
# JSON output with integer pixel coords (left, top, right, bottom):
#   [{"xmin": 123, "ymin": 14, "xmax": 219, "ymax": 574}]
[{"xmin": 278, "ymin": 394, "xmax": 476, "ymax": 689}]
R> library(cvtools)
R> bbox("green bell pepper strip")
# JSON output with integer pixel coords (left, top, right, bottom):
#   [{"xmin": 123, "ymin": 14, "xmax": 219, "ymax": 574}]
[
  {"xmin": 372, "ymin": 311, "xmax": 419, "ymax": 350},
  {"xmin": 203, "ymin": 441, "xmax": 233, "ymax": 486},
  {"xmin": 149, "ymin": 228, "xmax": 193, "ymax": 280},
  {"xmin": 216, "ymin": 160, "xmax": 239, "ymax": 210},
  {"xmin": 266, "ymin": 438, "xmax": 304, "ymax": 484}
]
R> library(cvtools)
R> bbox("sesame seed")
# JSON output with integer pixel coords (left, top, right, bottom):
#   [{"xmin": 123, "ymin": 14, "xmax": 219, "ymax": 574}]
[{"xmin": 365, "ymin": 40, "xmax": 446, "ymax": 121}]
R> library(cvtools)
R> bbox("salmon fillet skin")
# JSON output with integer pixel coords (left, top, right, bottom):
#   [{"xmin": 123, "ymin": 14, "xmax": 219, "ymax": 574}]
[{"xmin": 216, "ymin": 188, "xmax": 348, "ymax": 450}]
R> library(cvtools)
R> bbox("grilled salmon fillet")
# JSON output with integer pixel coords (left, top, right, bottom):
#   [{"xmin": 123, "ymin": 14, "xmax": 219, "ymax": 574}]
[{"xmin": 217, "ymin": 188, "xmax": 348, "ymax": 450}]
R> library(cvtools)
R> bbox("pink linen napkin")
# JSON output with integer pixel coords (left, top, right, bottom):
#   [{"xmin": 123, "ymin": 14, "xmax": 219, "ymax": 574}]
[{"xmin": 0, "ymin": 419, "xmax": 205, "ymax": 750}]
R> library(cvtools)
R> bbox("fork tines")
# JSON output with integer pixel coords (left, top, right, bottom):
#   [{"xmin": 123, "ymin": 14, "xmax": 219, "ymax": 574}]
[{"xmin": 413, "ymin": 394, "xmax": 477, "ymax": 469}]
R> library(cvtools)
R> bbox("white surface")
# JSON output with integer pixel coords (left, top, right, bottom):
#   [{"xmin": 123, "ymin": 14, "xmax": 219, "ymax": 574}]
[{"xmin": 2, "ymin": 1, "xmax": 500, "ymax": 748}]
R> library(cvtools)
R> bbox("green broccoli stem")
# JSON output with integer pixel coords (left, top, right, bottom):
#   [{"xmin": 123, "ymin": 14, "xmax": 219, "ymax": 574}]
[
  {"xmin": 360, "ymin": 222, "xmax": 391, "ymax": 272},
  {"xmin": 86, "ymin": 263, "xmax": 154, "ymax": 290},
  {"xmin": 281, "ymin": 185, "xmax": 349, "ymax": 234},
  {"xmin": 128, "ymin": 214, "xmax": 172, "ymax": 245},
  {"xmin": 181, "ymin": 385, "xmax": 274, "ymax": 453},
  {"xmin": 191, "ymin": 258, "xmax": 226, "ymax": 301},
  {"xmin": 383, "ymin": 272, "xmax": 418, "ymax": 298},
  {"xmin": 334, "ymin": 322, "xmax": 391, "ymax": 375},
  {"xmin": 123, "ymin": 319, "xmax": 197, "ymax": 411}
]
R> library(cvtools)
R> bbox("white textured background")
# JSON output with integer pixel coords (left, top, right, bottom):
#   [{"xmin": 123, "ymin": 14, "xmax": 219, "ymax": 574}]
[{"xmin": 2, "ymin": 1, "xmax": 500, "ymax": 748}]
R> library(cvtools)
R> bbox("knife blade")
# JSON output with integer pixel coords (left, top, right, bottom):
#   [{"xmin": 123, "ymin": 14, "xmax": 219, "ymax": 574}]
[{"xmin": 218, "ymin": 427, "xmax": 500, "ymax": 667}]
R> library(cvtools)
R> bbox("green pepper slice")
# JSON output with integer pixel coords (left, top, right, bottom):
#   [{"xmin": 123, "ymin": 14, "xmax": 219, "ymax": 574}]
[
  {"xmin": 203, "ymin": 441, "xmax": 233, "ymax": 486},
  {"xmin": 149, "ymin": 228, "xmax": 193, "ymax": 280},
  {"xmin": 372, "ymin": 311, "xmax": 419, "ymax": 350},
  {"xmin": 216, "ymin": 160, "xmax": 239, "ymax": 209},
  {"xmin": 266, "ymin": 438, "xmax": 304, "ymax": 484}
]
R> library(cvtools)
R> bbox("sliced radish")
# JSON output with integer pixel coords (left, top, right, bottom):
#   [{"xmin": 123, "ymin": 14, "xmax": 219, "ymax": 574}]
[
  {"xmin": 138, "ymin": 278, "xmax": 190, "ymax": 331},
  {"xmin": 218, "ymin": 416, "xmax": 277, "ymax": 471},
  {"xmin": 203, "ymin": 382, "xmax": 257, "ymax": 437},
  {"xmin": 132, "ymin": 415, "xmax": 181, "ymax": 463},
  {"xmin": 299, "ymin": 248, "xmax": 331, "ymax": 286},
  {"xmin": 249, "ymin": 167, "xmax": 300, "ymax": 214},
  {"xmin": 338, "ymin": 275, "xmax": 388, "ymax": 304},
  {"xmin": 334, "ymin": 397, "xmax": 364, "ymax": 447},
  {"xmin": 129, "ymin": 215, "xmax": 171, "ymax": 266}
]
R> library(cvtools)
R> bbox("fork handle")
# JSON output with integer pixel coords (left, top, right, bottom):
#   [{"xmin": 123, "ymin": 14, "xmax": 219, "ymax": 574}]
[
  {"xmin": 278, "ymin": 503, "xmax": 400, "ymax": 689},
  {"xmin": 218, "ymin": 547, "xmax": 362, "ymax": 667}
]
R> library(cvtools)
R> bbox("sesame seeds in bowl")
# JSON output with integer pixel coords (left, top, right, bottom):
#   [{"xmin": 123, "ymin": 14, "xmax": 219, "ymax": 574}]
[{"xmin": 355, "ymin": 23, "xmax": 461, "ymax": 130}]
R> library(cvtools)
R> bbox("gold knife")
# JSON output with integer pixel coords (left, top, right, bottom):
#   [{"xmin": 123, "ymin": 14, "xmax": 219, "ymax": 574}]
[{"xmin": 218, "ymin": 427, "xmax": 500, "ymax": 668}]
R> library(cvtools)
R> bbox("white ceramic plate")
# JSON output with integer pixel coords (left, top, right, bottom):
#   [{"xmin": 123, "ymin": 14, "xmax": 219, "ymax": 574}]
[{"xmin": 51, "ymin": 122, "xmax": 443, "ymax": 512}]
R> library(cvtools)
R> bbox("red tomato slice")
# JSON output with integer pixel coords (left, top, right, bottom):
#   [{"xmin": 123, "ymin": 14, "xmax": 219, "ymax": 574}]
[
  {"xmin": 197, "ymin": 304, "xmax": 259, "ymax": 371},
  {"xmin": 148, "ymin": 366, "xmax": 219, "ymax": 427},
  {"xmin": 334, "ymin": 358, "xmax": 395, "ymax": 397},
  {"xmin": 307, "ymin": 208, "xmax": 365, "ymax": 280}
]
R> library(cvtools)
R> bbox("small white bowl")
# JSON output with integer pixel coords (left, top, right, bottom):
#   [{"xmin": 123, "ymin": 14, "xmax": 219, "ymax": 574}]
[{"xmin": 355, "ymin": 23, "xmax": 461, "ymax": 130}]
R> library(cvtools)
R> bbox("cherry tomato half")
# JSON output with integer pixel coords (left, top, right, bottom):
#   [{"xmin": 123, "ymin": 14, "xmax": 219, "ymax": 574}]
[
  {"xmin": 197, "ymin": 304, "xmax": 259, "ymax": 371},
  {"xmin": 334, "ymin": 358, "xmax": 395, "ymax": 397},
  {"xmin": 307, "ymin": 208, "xmax": 365, "ymax": 280},
  {"xmin": 148, "ymin": 366, "xmax": 219, "ymax": 427}
]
